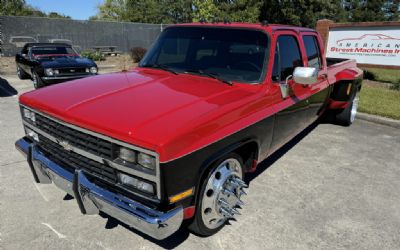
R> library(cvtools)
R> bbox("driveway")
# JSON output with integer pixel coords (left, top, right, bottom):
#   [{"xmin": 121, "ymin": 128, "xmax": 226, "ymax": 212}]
[{"xmin": 1, "ymin": 74, "xmax": 399, "ymax": 249}]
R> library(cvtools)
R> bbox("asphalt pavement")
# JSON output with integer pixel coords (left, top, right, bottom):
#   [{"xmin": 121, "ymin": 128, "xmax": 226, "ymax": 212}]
[{"xmin": 1, "ymin": 74, "xmax": 399, "ymax": 250}]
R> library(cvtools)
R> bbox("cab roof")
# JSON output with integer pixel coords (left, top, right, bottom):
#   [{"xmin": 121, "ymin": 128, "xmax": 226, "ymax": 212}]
[{"xmin": 173, "ymin": 22, "xmax": 316, "ymax": 34}]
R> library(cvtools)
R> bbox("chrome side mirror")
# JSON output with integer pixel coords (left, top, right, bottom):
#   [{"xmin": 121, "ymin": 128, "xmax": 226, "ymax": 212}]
[{"xmin": 293, "ymin": 67, "xmax": 318, "ymax": 85}]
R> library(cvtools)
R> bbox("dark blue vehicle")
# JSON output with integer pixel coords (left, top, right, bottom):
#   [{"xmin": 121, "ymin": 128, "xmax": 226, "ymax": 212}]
[{"xmin": 15, "ymin": 43, "xmax": 98, "ymax": 88}]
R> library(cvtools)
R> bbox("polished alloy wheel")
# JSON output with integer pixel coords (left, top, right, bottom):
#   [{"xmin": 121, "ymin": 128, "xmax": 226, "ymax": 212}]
[
  {"xmin": 32, "ymin": 73, "xmax": 38, "ymax": 88},
  {"xmin": 201, "ymin": 158, "xmax": 247, "ymax": 229},
  {"xmin": 350, "ymin": 92, "xmax": 360, "ymax": 123}
]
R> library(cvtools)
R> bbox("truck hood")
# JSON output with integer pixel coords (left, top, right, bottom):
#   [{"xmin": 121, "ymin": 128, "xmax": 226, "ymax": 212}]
[
  {"xmin": 38, "ymin": 57, "xmax": 96, "ymax": 68},
  {"xmin": 20, "ymin": 69, "xmax": 259, "ymax": 159}
]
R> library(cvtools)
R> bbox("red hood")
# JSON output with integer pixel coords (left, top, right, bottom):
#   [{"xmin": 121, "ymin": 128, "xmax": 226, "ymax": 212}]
[{"xmin": 20, "ymin": 69, "xmax": 262, "ymax": 161}]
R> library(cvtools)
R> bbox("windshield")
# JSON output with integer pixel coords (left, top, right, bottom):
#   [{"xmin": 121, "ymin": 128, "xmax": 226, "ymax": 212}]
[
  {"xmin": 31, "ymin": 46, "xmax": 79, "ymax": 58},
  {"xmin": 140, "ymin": 27, "xmax": 269, "ymax": 83}
]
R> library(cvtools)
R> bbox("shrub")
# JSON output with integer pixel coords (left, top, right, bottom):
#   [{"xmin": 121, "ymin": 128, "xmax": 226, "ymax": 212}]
[
  {"xmin": 130, "ymin": 47, "xmax": 147, "ymax": 63},
  {"xmin": 363, "ymin": 69, "xmax": 376, "ymax": 81},
  {"xmin": 390, "ymin": 79, "xmax": 400, "ymax": 91},
  {"xmin": 81, "ymin": 51, "xmax": 105, "ymax": 61}
]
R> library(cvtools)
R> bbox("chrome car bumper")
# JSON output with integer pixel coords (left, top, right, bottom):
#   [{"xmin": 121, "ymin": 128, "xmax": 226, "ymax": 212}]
[
  {"xmin": 15, "ymin": 137, "xmax": 183, "ymax": 240},
  {"xmin": 42, "ymin": 74, "xmax": 94, "ymax": 82}
]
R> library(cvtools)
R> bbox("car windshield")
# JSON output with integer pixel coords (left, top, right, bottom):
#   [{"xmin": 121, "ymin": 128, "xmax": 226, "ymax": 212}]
[
  {"xmin": 31, "ymin": 46, "xmax": 78, "ymax": 58},
  {"xmin": 140, "ymin": 27, "xmax": 269, "ymax": 83}
]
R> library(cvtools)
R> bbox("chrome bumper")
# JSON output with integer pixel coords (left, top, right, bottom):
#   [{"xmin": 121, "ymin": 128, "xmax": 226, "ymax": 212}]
[{"xmin": 15, "ymin": 137, "xmax": 183, "ymax": 240}]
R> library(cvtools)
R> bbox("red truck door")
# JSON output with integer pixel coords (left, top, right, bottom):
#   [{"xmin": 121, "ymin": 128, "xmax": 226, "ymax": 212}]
[
  {"xmin": 269, "ymin": 32, "xmax": 311, "ymax": 151},
  {"xmin": 300, "ymin": 32, "xmax": 330, "ymax": 122}
]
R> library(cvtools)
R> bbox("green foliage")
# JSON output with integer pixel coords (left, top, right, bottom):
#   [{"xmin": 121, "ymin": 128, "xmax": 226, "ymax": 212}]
[
  {"xmin": 390, "ymin": 80, "xmax": 400, "ymax": 91},
  {"xmin": 362, "ymin": 67, "xmax": 400, "ymax": 84},
  {"xmin": 359, "ymin": 85, "xmax": 400, "ymax": 120},
  {"xmin": 81, "ymin": 51, "xmax": 105, "ymax": 61},
  {"xmin": 0, "ymin": 0, "xmax": 70, "ymax": 18},
  {"xmin": 130, "ymin": 47, "xmax": 147, "ymax": 63}
]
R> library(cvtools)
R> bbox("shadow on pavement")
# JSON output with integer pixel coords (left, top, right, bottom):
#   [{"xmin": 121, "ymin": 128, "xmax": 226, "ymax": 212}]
[
  {"xmin": 246, "ymin": 121, "xmax": 319, "ymax": 183},
  {"xmin": 99, "ymin": 212, "xmax": 190, "ymax": 249},
  {"xmin": 0, "ymin": 76, "xmax": 18, "ymax": 97}
]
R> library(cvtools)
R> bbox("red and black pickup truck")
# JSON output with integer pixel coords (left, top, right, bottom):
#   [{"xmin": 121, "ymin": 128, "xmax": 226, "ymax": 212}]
[{"xmin": 15, "ymin": 22, "xmax": 362, "ymax": 240}]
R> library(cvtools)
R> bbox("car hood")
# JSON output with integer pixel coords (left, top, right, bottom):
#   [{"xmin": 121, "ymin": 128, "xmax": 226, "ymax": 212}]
[
  {"xmin": 20, "ymin": 69, "xmax": 260, "ymax": 161},
  {"xmin": 38, "ymin": 57, "xmax": 95, "ymax": 68}
]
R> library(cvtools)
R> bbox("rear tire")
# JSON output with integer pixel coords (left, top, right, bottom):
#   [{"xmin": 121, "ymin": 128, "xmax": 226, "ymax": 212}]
[
  {"xmin": 188, "ymin": 153, "xmax": 247, "ymax": 237},
  {"xmin": 32, "ymin": 71, "xmax": 44, "ymax": 89},
  {"xmin": 17, "ymin": 66, "xmax": 30, "ymax": 80},
  {"xmin": 334, "ymin": 90, "xmax": 360, "ymax": 126}
]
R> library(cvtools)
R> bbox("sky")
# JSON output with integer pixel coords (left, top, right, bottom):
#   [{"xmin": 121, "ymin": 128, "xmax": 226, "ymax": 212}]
[{"xmin": 26, "ymin": 0, "xmax": 103, "ymax": 20}]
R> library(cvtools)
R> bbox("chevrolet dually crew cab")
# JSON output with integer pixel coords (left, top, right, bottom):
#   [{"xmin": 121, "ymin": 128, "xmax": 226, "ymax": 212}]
[{"xmin": 15, "ymin": 22, "xmax": 362, "ymax": 240}]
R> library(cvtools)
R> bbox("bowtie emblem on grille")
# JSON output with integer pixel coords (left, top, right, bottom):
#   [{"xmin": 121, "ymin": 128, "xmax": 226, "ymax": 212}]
[{"xmin": 57, "ymin": 139, "xmax": 73, "ymax": 151}]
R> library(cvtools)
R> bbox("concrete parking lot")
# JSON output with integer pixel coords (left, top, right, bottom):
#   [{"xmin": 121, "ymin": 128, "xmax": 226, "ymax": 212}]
[{"xmin": 1, "ymin": 74, "xmax": 399, "ymax": 249}]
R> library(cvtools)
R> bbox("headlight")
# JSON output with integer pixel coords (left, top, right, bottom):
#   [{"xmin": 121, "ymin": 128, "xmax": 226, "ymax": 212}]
[
  {"xmin": 45, "ymin": 68, "xmax": 54, "ymax": 76},
  {"xmin": 138, "ymin": 153, "xmax": 156, "ymax": 170},
  {"xmin": 119, "ymin": 147, "xmax": 136, "ymax": 163},
  {"xmin": 25, "ymin": 127, "xmax": 39, "ymax": 142},
  {"xmin": 90, "ymin": 66, "xmax": 98, "ymax": 74},
  {"xmin": 118, "ymin": 173, "xmax": 154, "ymax": 194},
  {"xmin": 23, "ymin": 108, "xmax": 36, "ymax": 123}
]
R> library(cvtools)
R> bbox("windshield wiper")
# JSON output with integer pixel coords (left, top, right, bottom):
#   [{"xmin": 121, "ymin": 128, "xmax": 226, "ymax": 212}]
[
  {"xmin": 141, "ymin": 63, "xmax": 179, "ymax": 75},
  {"xmin": 184, "ymin": 69, "xmax": 233, "ymax": 86}
]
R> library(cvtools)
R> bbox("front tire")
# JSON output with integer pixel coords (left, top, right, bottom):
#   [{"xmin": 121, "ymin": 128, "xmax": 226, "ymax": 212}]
[
  {"xmin": 188, "ymin": 153, "xmax": 247, "ymax": 236},
  {"xmin": 32, "ymin": 71, "xmax": 44, "ymax": 89},
  {"xmin": 17, "ymin": 66, "xmax": 30, "ymax": 80}
]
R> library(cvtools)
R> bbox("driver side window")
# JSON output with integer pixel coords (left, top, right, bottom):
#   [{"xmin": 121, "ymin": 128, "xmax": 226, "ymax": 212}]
[{"xmin": 272, "ymin": 35, "xmax": 303, "ymax": 81}]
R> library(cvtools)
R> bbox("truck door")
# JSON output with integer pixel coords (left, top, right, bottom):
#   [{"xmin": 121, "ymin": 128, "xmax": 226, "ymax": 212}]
[
  {"xmin": 300, "ymin": 33, "xmax": 330, "ymax": 122},
  {"xmin": 269, "ymin": 33, "xmax": 311, "ymax": 151}
]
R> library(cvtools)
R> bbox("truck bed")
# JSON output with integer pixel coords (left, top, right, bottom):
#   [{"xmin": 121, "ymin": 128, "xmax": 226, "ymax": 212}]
[{"xmin": 326, "ymin": 57, "xmax": 362, "ymax": 84}]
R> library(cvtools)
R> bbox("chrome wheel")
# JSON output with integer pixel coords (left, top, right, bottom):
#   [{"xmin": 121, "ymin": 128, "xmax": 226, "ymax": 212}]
[
  {"xmin": 32, "ymin": 73, "xmax": 38, "ymax": 88},
  {"xmin": 201, "ymin": 158, "xmax": 247, "ymax": 230},
  {"xmin": 350, "ymin": 92, "xmax": 360, "ymax": 123}
]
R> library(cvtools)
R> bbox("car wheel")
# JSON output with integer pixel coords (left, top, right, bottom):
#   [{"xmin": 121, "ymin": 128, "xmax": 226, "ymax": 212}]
[
  {"xmin": 335, "ymin": 90, "xmax": 360, "ymax": 126},
  {"xmin": 32, "ymin": 71, "xmax": 44, "ymax": 89},
  {"xmin": 188, "ymin": 153, "xmax": 247, "ymax": 236},
  {"xmin": 17, "ymin": 66, "xmax": 29, "ymax": 80}
]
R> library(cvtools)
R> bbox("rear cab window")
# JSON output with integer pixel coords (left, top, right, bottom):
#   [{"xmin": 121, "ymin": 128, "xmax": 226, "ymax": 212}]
[{"xmin": 303, "ymin": 35, "xmax": 322, "ymax": 69}]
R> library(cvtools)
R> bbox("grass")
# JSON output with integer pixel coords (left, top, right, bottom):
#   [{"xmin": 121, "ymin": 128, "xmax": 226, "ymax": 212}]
[
  {"xmin": 359, "ymin": 84, "xmax": 400, "ymax": 120},
  {"xmin": 362, "ymin": 67, "xmax": 400, "ymax": 83}
]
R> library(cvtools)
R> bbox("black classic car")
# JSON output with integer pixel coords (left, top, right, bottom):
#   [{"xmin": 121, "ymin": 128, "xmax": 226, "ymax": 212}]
[{"xmin": 15, "ymin": 43, "xmax": 98, "ymax": 88}]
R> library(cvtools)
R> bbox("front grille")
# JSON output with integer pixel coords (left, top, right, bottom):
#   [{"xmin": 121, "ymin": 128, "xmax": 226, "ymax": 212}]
[
  {"xmin": 58, "ymin": 68, "xmax": 87, "ymax": 75},
  {"xmin": 38, "ymin": 135, "xmax": 118, "ymax": 183},
  {"xmin": 35, "ymin": 113, "xmax": 115, "ymax": 160}
]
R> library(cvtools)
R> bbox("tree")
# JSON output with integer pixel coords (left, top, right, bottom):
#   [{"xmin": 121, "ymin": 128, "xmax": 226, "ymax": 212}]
[
  {"xmin": 259, "ymin": 0, "xmax": 345, "ymax": 27},
  {"xmin": 0, "ymin": 0, "xmax": 70, "ymax": 19},
  {"xmin": 216, "ymin": 0, "xmax": 262, "ymax": 23}
]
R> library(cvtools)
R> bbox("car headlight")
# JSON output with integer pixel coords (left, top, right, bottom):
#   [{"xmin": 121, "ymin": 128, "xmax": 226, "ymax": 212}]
[
  {"xmin": 119, "ymin": 147, "xmax": 136, "ymax": 163},
  {"xmin": 89, "ymin": 66, "xmax": 98, "ymax": 74},
  {"xmin": 45, "ymin": 68, "xmax": 54, "ymax": 76},
  {"xmin": 118, "ymin": 173, "xmax": 154, "ymax": 195},
  {"xmin": 138, "ymin": 153, "xmax": 156, "ymax": 170},
  {"xmin": 23, "ymin": 108, "xmax": 36, "ymax": 123}
]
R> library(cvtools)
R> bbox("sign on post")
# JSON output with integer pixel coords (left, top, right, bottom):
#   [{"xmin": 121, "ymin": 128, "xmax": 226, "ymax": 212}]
[{"xmin": 316, "ymin": 20, "xmax": 400, "ymax": 69}]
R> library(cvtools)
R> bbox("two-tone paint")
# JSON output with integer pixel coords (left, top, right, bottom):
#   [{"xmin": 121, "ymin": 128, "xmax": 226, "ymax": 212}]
[{"xmin": 18, "ymin": 23, "xmax": 362, "ymax": 214}]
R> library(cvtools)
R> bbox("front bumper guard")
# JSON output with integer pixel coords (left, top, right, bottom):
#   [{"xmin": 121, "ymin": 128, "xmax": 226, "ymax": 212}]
[{"xmin": 15, "ymin": 137, "xmax": 183, "ymax": 240}]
